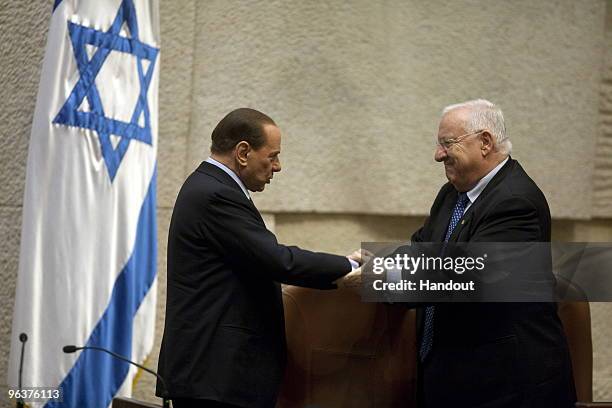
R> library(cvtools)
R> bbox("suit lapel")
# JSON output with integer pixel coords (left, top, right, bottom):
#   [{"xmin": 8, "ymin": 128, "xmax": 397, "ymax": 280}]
[
  {"xmin": 196, "ymin": 161, "xmax": 265, "ymax": 225},
  {"xmin": 466, "ymin": 157, "xmax": 514, "ymax": 212},
  {"xmin": 196, "ymin": 161, "xmax": 242, "ymax": 191},
  {"xmin": 247, "ymin": 197, "xmax": 266, "ymax": 225},
  {"xmin": 446, "ymin": 158, "xmax": 515, "ymax": 243}
]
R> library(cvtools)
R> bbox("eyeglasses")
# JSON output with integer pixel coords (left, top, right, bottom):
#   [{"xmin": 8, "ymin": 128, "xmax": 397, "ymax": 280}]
[{"xmin": 436, "ymin": 130, "xmax": 485, "ymax": 151}]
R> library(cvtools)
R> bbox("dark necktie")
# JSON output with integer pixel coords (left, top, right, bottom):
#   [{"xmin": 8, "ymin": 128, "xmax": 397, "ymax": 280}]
[{"xmin": 419, "ymin": 192, "xmax": 469, "ymax": 362}]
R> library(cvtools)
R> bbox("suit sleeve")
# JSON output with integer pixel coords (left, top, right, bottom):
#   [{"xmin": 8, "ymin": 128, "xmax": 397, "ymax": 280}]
[{"xmin": 202, "ymin": 191, "xmax": 351, "ymax": 289}]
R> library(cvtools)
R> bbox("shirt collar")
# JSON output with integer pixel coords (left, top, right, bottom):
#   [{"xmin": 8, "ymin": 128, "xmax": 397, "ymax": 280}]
[
  {"xmin": 465, "ymin": 157, "xmax": 509, "ymax": 205},
  {"xmin": 205, "ymin": 157, "xmax": 251, "ymax": 200}
]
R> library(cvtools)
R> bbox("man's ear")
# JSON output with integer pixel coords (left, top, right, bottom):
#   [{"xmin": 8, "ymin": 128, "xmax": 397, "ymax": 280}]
[
  {"xmin": 235, "ymin": 141, "xmax": 251, "ymax": 167},
  {"xmin": 480, "ymin": 131, "xmax": 494, "ymax": 156}
]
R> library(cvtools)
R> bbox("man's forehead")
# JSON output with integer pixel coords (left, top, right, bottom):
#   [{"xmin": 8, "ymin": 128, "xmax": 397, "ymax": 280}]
[
  {"xmin": 439, "ymin": 109, "xmax": 469, "ymax": 134},
  {"xmin": 263, "ymin": 124, "xmax": 281, "ymax": 149},
  {"xmin": 445, "ymin": 106, "xmax": 471, "ymax": 122}
]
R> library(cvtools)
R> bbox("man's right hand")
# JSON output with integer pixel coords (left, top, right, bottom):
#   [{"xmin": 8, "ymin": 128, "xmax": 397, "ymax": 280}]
[{"xmin": 335, "ymin": 267, "xmax": 362, "ymax": 290}]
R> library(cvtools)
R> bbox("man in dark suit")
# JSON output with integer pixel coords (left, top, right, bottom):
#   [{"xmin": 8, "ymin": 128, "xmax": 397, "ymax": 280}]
[
  {"xmin": 411, "ymin": 99, "xmax": 576, "ymax": 407},
  {"xmin": 156, "ymin": 108, "xmax": 358, "ymax": 408}
]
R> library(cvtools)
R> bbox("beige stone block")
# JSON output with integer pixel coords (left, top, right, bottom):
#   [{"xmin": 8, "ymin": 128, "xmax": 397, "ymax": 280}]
[
  {"xmin": 602, "ymin": 82, "xmax": 612, "ymax": 113},
  {"xmin": 605, "ymin": 2, "xmax": 612, "ymax": 79},
  {"xmin": 157, "ymin": 0, "xmax": 196, "ymax": 208},
  {"xmin": 0, "ymin": 2, "xmax": 51, "ymax": 206},
  {"xmin": 189, "ymin": 0, "xmax": 604, "ymax": 219},
  {"xmin": 593, "ymin": 32, "xmax": 612, "ymax": 217},
  {"xmin": 0, "ymin": 207, "xmax": 22, "ymax": 407},
  {"xmin": 571, "ymin": 220, "xmax": 612, "ymax": 242},
  {"xmin": 592, "ymin": 302, "xmax": 612, "ymax": 400},
  {"xmin": 261, "ymin": 212, "xmax": 276, "ymax": 232},
  {"xmin": 275, "ymin": 213, "xmax": 425, "ymax": 255},
  {"xmin": 551, "ymin": 220, "xmax": 578, "ymax": 241},
  {"xmin": 132, "ymin": 207, "xmax": 172, "ymax": 404}
]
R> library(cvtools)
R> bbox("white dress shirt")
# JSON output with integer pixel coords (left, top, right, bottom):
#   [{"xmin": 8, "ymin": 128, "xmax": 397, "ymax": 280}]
[{"xmin": 463, "ymin": 157, "xmax": 509, "ymax": 213}]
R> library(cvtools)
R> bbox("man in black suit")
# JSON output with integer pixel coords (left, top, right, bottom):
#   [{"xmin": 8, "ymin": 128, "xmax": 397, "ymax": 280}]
[
  {"xmin": 411, "ymin": 99, "xmax": 576, "ymax": 407},
  {"xmin": 156, "ymin": 108, "xmax": 358, "ymax": 408}
]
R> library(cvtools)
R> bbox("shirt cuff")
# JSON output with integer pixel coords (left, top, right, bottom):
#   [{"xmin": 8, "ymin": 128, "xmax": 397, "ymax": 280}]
[{"xmin": 347, "ymin": 257, "xmax": 360, "ymax": 270}]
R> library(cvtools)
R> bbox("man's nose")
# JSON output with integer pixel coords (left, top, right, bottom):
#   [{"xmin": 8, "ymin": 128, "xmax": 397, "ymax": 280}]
[
  {"xmin": 434, "ymin": 145, "xmax": 447, "ymax": 162},
  {"xmin": 273, "ymin": 159, "xmax": 281, "ymax": 172}
]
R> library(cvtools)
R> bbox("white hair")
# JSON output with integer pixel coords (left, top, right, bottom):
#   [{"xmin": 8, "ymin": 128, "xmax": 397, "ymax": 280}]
[{"xmin": 442, "ymin": 99, "xmax": 512, "ymax": 155}]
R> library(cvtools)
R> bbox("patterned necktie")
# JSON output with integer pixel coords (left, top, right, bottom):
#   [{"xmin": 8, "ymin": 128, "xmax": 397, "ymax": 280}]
[{"xmin": 419, "ymin": 192, "xmax": 469, "ymax": 362}]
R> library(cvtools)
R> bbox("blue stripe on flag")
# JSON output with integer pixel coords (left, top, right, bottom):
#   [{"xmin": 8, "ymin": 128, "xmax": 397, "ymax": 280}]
[
  {"xmin": 53, "ymin": 0, "xmax": 63, "ymax": 12},
  {"xmin": 46, "ymin": 170, "xmax": 157, "ymax": 408}
]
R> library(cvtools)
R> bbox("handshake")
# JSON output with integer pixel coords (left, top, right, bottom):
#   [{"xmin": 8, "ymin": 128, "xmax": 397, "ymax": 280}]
[{"xmin": 335, "ymin": 249, "xmax": 372, "ymax": 290}]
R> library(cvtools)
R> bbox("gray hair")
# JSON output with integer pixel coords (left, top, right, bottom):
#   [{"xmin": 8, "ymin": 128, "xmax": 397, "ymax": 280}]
[{"xmin": 442, "ymin": 99, "xmax": 512, "ymax": 155}]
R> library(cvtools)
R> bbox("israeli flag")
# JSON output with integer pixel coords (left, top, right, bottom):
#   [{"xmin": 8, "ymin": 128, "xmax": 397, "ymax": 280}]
[{"xmin": 8, "ymin": 0, "xmax": 159, "ymax": 406}]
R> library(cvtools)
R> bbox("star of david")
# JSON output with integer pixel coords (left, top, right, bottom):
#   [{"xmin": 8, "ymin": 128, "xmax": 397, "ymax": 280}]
[{"xmin": 53, "ymin": 0, "xmax": 159, "ymax": 181}]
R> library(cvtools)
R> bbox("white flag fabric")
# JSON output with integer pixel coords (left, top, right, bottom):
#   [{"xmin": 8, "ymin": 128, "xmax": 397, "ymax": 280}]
[{"xmin": 8, "ymin": 0, "xmax": 160, "ymax": 406}]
